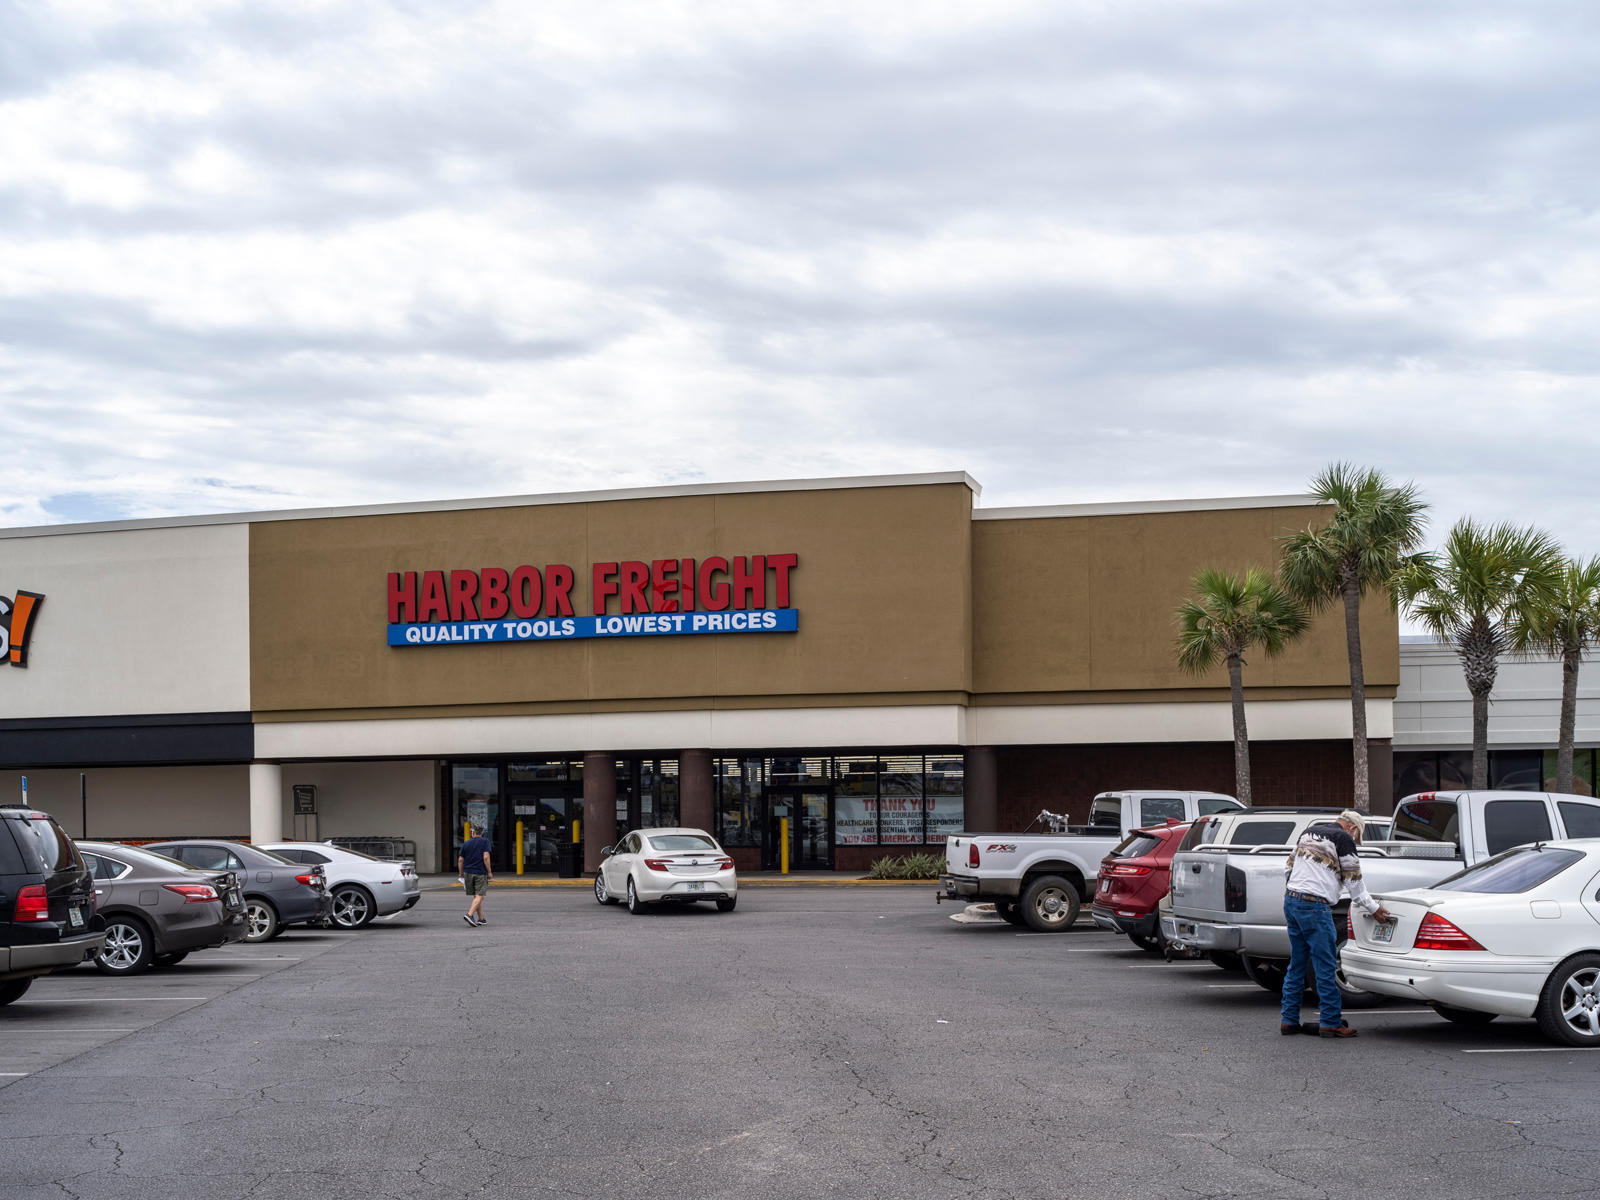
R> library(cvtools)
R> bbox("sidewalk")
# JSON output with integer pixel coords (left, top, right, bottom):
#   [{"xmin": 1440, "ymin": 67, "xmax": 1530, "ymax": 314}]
[{"xmin": 417, "ymin": 871, "xmax": 938, "ymax": 891}]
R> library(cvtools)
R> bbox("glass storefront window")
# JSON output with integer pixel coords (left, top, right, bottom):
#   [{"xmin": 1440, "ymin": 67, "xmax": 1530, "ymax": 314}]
[
  {"xmin": 1489, "ymin": 751, "xmax": 1542, "ymax": 791},
  {"xmin": 1393, "ymin": 752, "xmax": 1438, "ymax": 803},
  {"xmin": 927, "ymin": 757, "xmax": 964, "ymax": 840},
  {"xmin": 640, "ymin": 759, "xmax": 681, "ymax": 829},
  {"xmin": 769, "ymin": 756, "xmax": 827, "ymax": 786},
  {"xmin": 1541, "ymin": 749, "xmax": 1596, "ymax": 795},
  {"xmin": 716, "ymin": 758, "xmax": 761, "ymax": 847},
  {"xmin": 834, "ymin": 756, "xmax": 878, "ymax": 845},
  {"xmin": 879, "ymin": 755, "xmax": 924, "ymax": 844},
  {"xmin": 450, "ymin": 764, "xmax": 501, "ymax": 859},
  {"xmin": 1437, "ymin": 751, "xmax": 1472, "ymax": 790},
  {"xmin": 509, "ymin": 761, "xmax": 568, "ymax": 782}
]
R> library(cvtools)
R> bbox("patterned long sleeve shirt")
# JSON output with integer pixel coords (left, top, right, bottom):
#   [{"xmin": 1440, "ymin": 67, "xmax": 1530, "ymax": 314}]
[{"xmin": 1284, "ymin": 823, "xmax": 1380, "ymax": 914}]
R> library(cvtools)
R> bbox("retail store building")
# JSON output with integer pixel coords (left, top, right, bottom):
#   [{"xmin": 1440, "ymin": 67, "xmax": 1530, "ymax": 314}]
[{"xmin": 0, "ymin": 473, "xmax": 1398, "ymax": 872}]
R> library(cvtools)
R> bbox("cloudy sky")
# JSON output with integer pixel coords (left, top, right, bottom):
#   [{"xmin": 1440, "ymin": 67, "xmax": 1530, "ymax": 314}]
[{"xmin": 3, "ymin": 0, "xmax": 1598, "ymax": 561}]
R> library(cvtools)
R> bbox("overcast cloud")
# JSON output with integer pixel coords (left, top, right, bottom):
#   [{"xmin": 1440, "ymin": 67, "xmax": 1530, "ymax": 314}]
[{"xmin": 2, "ymin": 0, "xmax": 1599, "ymax": 566}]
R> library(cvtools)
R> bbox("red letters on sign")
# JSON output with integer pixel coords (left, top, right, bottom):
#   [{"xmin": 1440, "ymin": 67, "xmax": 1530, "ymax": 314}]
[
  {"xmin": 509, "ymin": 566, "xmax": 542, "ymax": 618},
  {"xmin": 448, "ymin": 570, "xmax": 479, "ymax": 621},
  {"xmin": 387, "ymin": 571, "xmax": 417, "ymax": 623},
  {"xmin": 592, "ymin": 563, "xmax": 619, "ymax": 616},
  {"xmin": 545, "ymin": 564, "xmax": 575, "ymax": 617},
  {"xmin": 479, "ymin": 568, "xmax": 510, "ymax": 619},
  {"xmin": 731, "ymin": 555, "xmax": 765, "ymax": 610},
  {"xmin": 418, "ymin": 571, "xmax": 449, "ymax": 622},
  {"xmin": 618, "ymin": 561, "xmax": 650, "ymax": 614},
  {"xmin": 768, "ymin": 553, "xmax": 798, "ymax": 607},
  {"xmin": 651, "ymin": 559, "xmax": 679, "ymax": 612},
  {"xmin": 698, "ymin": 557, "xmax": 730, "ymax": 611},
  {"xmin": 679, "ymin": 558, "xmax": 696, "ymax": 612}
]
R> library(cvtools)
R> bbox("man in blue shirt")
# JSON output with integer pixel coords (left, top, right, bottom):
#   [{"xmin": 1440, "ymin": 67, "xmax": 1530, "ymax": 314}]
[{"xmin": 458, "ymin": 825, "xmax": 493, "ymax": 927}]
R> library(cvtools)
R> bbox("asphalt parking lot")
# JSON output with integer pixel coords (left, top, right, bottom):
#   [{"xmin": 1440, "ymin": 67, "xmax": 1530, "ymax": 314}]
[{"xmin": 2, "ymin": 887, "xmax": 1596, "ymax": 1200}]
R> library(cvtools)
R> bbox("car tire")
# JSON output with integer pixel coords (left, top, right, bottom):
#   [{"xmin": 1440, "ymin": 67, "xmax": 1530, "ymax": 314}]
[
  {"xmin": 1434, "ymin": 1003, "xmax": 1498, "ymax": 1028},
  {"xmin": 1334, "ymin": 966, "xmax": 1385, "ymax": 1009},
  {"xmin": 1208, "ymin": 951, "xmax": 1245, "ymax": 973},
  {"xmin": 716, "ymin": 895, "xmax": 737, "ymax": 912},
  {"xmin": 626, "ymin": 877, "xmax": 645, "ymax": 915},
  {"xmin": 330, "ymin": 884, "xmax": 375, "ymax": 929},
  {"xmin": 0, "ymin": 977, "xmax": 31, "ymax": 1006},
  {"xmin": 243, "ymin": 898, "xmax": 279, "ymax": 943},
  {"xmin": 152, "ymin": 952, "xmax": 189, "ymax": 970},
  {"xmin": 594, "ymin": 873, "xmax": 619, "ymax": 905},
  {"xmin": 96, "ymin": 916, "xmax": 155, "ymax": 975},
  {"xmin": 1240, "ymin": 955, "xmax": 1287, "ymax": 993},
  {"xmin": 1535, "ymin": 953, "xmax": 1600, "ymax": 1047},
  {"xmin": 1129, "ymin": 931, "xmax": 1164, "ymax": 955},
  {"xmin": 993, "ymin": 900, "xmax": 1026, "ymax": 926},
  {"xmin": 1018, "ymin": 875, "xmax": 1080, "ymax": 932}
]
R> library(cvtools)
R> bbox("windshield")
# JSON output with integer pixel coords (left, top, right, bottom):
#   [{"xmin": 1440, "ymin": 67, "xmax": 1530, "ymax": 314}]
[
  {"xmin": 648, "ymin": 834, "xmax": 718, "ymax": 852},
  {"xmin": 1432, "ymin": 845, "xmax": 1585, "ymax": 894},
  {"xmin": 1111, "ymin": 832, "xmax": 1163, "ymax": 859}
]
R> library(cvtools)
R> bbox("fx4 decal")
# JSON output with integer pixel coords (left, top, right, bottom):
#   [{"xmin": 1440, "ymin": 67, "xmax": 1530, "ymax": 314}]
[{"xmin": 985, "ymin": 844, "xmax": 1018, "ymax": 853}]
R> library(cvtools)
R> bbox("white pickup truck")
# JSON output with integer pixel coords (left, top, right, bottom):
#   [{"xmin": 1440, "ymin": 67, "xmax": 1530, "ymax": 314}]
[
  {"xmin": 1162, "ymin": 789, "xmax": 1600, "ymax": 1004},
  {"xmin": 940, "ymin": 790, "xmax": 1242, "ymax": 932}
]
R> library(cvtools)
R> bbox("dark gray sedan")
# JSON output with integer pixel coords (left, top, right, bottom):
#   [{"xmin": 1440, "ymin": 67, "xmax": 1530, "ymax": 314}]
[
  {"xmin": 142, "ymin": 841, "xmax": 331, "ymax": 942},
  {"xmin": 78, "ymin": 842, "xmax": 248, "ymax": 974}
]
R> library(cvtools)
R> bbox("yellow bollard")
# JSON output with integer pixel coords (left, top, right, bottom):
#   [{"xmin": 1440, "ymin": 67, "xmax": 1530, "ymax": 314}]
[
  {"xmin": 462, "ymin": 820, "xmax": 469, "ymax": 845},
  {"xmin": 780, "ymin": 816, "xmax": 790, "ymax": 875},
  {"xmin": 573, "ymin": 819, "xmax": 580, "ymax": 843},
  {"xmin": 516, "ymin": 821, "xmax": 525, "ymax": 875}
]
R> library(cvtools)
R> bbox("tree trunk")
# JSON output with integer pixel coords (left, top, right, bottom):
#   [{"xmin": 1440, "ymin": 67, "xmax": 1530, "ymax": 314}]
[
  {"xmin": 1471, "ymin": 687, "xmax": 1490, "ymax": 789},
  {"xmin": 1341, "ymin": 574, "xmax": 1369, "ymax": 813},
  {"xmin": 1228, "ymin": 652, "xmax": 1252, "ymax": 807},
  {"xmin": 1557, "ymin": 639, "xmax": 1580, "ymax": 795}
]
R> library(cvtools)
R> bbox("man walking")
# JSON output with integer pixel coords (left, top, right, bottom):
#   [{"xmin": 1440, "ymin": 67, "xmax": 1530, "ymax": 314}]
[
  {"xmin": 1280, "ymin": 809, "xmax": 1392, "ymax": 1038},
  {"xmin": 458, "ymin": 824, "xmax": 493, "ymax": 927}
]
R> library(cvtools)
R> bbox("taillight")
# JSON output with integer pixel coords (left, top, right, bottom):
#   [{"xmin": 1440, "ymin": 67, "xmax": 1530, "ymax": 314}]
[
  {"xmin": 1346, "ymin": 911, "xmax": 1355, "ymax": 939},
  {"xmin": 716, "ymin": 857, "xmax": 734, "ymax": 871},
  {"xmin": 1106, "ymin": 864, "xmax": 1153, "ymax": 877},
  {"xmin": 1413, "ymin": 913, "xmax": 1485, "ymax": 951},
  {"xmin": 295, "ymin": 873, "xmax": 320, "ymax": 887},
  {"xmin": 162, "ymin": 883, "xmax": 219, "ymax": 904},
  {"xmin": 968, "ymin": 843, "xmax": 980, "ymax": 868},
  {"xmin": 14, "ymin": 884, "xmax": 49, "ymax": 922},
  {"xmin": 644, "ymin": 858, "xmax": 674, "ymax": 872},
  {"xmin": 1224, "ymin": 866, "xmax": 1247, "ymax": 913}
]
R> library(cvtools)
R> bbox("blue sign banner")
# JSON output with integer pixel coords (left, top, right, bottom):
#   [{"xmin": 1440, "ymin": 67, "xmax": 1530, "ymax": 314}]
[{"xmin": 389, "ymin": 608, "xmax": 799, "ymax": 647}]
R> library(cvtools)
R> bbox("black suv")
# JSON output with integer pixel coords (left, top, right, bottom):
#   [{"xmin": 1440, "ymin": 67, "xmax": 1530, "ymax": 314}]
[{"xmin": 1, "ymin": 806, "xmax": 104, "ymax": 1005}]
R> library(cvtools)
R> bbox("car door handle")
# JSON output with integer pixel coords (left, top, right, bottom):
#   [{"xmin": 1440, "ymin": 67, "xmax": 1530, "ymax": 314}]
[{"xmin": 95, "ymin": 889, "xmax": 104, "ymax": 895}]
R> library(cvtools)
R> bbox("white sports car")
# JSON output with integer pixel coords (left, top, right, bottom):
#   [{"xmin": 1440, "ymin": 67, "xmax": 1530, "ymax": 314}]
[
  {"xmin": 1341, "ymin": 838, "xmax": 1600, "ymax": 1046},
  {"xmin": 261, "ymin": 842, "xmax": 422, "ymax": 929},
  {"xmin": 594, "ymin": 827, "xmax": 738, "ymax": 914}
]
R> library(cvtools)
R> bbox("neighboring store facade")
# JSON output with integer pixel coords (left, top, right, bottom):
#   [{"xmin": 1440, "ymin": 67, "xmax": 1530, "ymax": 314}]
[
  {"xmin": 1393, "ymin": 637, "xmax": 1600, "ymax": 800},
  {"xmin": 1, "ymin": 473, "xmax": 1399, "ymax": 871}
]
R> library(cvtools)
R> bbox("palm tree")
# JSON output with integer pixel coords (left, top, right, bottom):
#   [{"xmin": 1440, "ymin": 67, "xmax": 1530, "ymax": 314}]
[
  {"xmin": 1509, "ymin": 556, "xmax": 1600, "ymax": 795},
  {"xmin": 1176, "ymin": 567, "xmax": 1310, "ymax": 806},
  {"xmin": 1280, "ymin": 463, "xmax": 1428, "ymax": 813},
  {"xmin": 1395, "ymin": 520, "xmax": 1564, "ymax": 789}
]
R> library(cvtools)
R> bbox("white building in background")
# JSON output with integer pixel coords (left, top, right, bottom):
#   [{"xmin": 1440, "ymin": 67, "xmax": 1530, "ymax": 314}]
[{"xmin": 1394, "ymin": 637, "xmax": 1600, "ymax": 799}]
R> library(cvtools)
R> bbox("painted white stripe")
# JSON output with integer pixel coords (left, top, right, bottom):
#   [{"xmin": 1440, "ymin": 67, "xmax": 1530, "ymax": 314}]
[
  {"xmin": 1461, "ymin": 1047, "xmax": 1598, "ymax": 1054},
  {"xmin": 1208, "ymin": 984, "xmax": 1260, "ymax": 989},
  {"xmin": 0, "ymin": 1072, "xmax": 29, "ymax": 1076},
  {"xmin": 22, "ymin": 997, "xmax": 209, "ymax": 1003}
]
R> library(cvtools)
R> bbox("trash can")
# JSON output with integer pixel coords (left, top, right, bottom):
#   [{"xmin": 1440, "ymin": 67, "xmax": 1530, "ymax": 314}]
[{"xmin": 557, "ymin": 843, "xmax": 582, "ymax": 879}]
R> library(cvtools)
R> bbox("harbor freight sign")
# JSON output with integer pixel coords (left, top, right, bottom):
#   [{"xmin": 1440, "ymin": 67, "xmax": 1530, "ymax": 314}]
[{"xmin": 386, "ymin": 554, "xmax": 799, "ymax": 648}]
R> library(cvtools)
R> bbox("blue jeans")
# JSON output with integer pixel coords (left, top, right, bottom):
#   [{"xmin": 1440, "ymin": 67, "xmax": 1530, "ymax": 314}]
[{"xmin": 1281, "ymin": 895, "xmax": 1342, "ymax": 1028}]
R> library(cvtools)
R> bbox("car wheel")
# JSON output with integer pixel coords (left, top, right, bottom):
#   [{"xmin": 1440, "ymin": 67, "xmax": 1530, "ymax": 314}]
[
  {"xmin": 1434, "ymin": 1003, "xmax": 1498, "ymax": 1027},
  {"xmin": 993, "ymin": 900, "xmax": 1026, "ymax": 926},
  {"xmin": 594, "ymin": 872, "xmax": 619, "ymax": 905},
  {"xmin": 1129, "ymin": 931, "xmax": 1164, "ymax": 955},
  {"xmin": 1018, "ymin": 875, "xmax": 1080, "ymax": 932},
  {"xmin": 1334, "ymin": 965, "xmax": 1385, "ymax": 1009},
  {"xmin": 0, "ymin": 977, "xmax": 31, "ymax": 1006},
  {"xmin": 152, "ymin": 952, "xmax": 189, "ymax": 970},
  {"xmin": 1240, "ymin": 955, "xmax": 1287, "ymax": 993},
  {"xmin": 716, "ymin": 895, "xmax": 737, "ymax": 913},
  {"xmin": 626, "ymin": 877, "xmax": 645, "ymax": 915},
  {"xmin": 1208, "ymin": 951, "xmax": 1245, "ymax": 973},
  {"xmin": 1536, "ymin": 953, "xmax": 1600, "ymax": 1047},
  {"xmin": 330, "ymin": 885, "xmax": 375, "ymax": 929},
  {"xmin": 243, "ymin": 898, "xmax": 279, "ymax": 943},
  {"xmin": 96, "ymin": 917, "xmax": 155, "ymax": 975}
]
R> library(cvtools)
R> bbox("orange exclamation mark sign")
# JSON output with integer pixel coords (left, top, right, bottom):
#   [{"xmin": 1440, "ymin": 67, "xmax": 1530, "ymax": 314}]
[{"xmin": 8, "ymin": 591, "xmax": 43, "ymax": 666}]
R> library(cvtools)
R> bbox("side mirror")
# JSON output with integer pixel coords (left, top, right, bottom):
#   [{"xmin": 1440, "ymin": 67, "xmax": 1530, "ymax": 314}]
[{"xmin": 599, "ymin": 846, "xmax": 613, "ymax": 858}]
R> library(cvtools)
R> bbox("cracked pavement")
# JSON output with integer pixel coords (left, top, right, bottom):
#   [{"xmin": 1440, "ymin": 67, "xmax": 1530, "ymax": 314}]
[{"xmin": 1, "ymin": 888, "xmax": 1597, "ymax": 1199}]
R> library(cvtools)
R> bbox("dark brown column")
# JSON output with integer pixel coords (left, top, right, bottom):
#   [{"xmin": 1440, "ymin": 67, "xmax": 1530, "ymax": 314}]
[
  {"xmin": 1367, "ymin": 739, "xmax": 1395, "ymax": 815},
  {"xmin": 964, "ymin": 746, "xmax": 998, "ymax": 832},
  {"xmin": 583, "ymin": 752, "xmax": 617, "ymax": 873},
  {"xmin": 680, "ymin": 749, "xmax": 714, "ymax": 833}
]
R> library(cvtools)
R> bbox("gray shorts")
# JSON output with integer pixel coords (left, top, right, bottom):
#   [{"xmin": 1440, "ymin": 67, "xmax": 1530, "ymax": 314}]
[{"xmin": 464, "ymin": 873, "xmax": 490, "ymax": 896}]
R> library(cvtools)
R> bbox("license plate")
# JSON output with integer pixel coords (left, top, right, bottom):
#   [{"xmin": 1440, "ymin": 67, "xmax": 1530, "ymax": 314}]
[
  {"xmin": 1372, "ymin": 920, "xmax": 1395, "ymax": 943},
  {"xmin": 68, "ymin": 906, "xmax": 83, "ymax": 928},
  {"xmin": 1099, "ymin": 879, "xmax": 1111, "ymax": 893},
  {"xmin": 687, "ymin": 881, "xmax": 705, "ymax": 891},
  {"xmin": 227, "ymin": 889, "xmax": 241, "ymax": 906}
]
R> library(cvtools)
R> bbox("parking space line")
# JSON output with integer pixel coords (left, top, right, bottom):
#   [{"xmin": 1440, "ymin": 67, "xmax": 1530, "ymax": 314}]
[
  {"xmin": 23, "ymin": 996, "xmax": 210, "ymax": 1003},
  {"xmin": 1461, "ymin": 1047, "xmax": 1598, "ymax": 1054},
  {"xmin": 1207, "ymin": 984, "xmax": 1258, "ymax": 989},
  {"xmin": 0, "ymin": 1072, "xmax": 29, "ymax": 1076}
]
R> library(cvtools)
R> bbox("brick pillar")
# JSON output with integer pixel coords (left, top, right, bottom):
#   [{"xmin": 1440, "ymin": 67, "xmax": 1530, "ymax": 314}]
[
  {"xmin": 964, "ymin": 746, "xmax": 997, "ymax": 832},
  {"xmin": 583, "ymin": 752, "xmax": 617, "ymax": 873},
  {"xmin": 1367, "ymin": 739, "xmax": 1395, "ymax": 815},
  {"xmin": 680, "ymin": 749, "xmax": 714, "ymax": 833}
]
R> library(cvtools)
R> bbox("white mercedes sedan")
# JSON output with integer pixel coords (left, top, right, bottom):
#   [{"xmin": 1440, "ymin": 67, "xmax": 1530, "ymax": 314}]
[
  {"xmin": 1341, "ymin": 839, "xmax": 1600, "ymax": 1046},
  {"xmin": 594, "ymin": 827, "xmax": 738, "ymax": 914},
  {"xmin": 260, "ymin": 842, "xmax": 422, "ymax": 929}
]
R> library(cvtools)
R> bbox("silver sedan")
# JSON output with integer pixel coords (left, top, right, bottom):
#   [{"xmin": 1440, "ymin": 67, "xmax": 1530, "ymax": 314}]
[{"xmin": 595, "ymin": 827, "xmax": 738, "ymax": 913}]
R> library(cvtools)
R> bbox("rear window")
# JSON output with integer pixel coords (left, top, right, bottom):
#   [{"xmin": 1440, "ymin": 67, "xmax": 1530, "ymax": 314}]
[
  {"xmin": 1558, "ymin": 801, "xmax": 1600, "ymax": 840},
  {"xmin": 647, "ymin": 834, "xmax": 718, "ymax": 852},
  {"xmin": 1483, "ymin": 799, "xmax": 1553, "ymax": 856},
  {"xmin": 1178, "ymin": 817, "xmax": 1224, "ymax": 854},
  {"xmin": 7, "ymin": 812, "xmax": 81, "ymax": 874},
  {"xmin": 1139, "ymin": 797, "xmax": 1185, "ymax": 825},
  {"xmin": 1088, "ymin": 796, "xmax": 1121, "ymax": 828},
  {"xmin": 1111, "ymin": 832, "xmax": 1163, "ymax": 859},
  {"xmin": 1433, "ymin": 846, "xmax": 1584, "ymax": 894},
  {"xmin": 1227, "ymin": 820, "xmax": 1296, "ymax": 847},
  {"xmin": 1393, "ymin": 799, "xmax": 1459, "ymax": 844}
]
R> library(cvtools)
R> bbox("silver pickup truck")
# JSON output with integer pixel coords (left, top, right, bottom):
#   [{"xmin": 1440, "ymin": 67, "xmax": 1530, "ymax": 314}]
[
  {"xmin": 1163, "ymin": 790, "xmax": 1600, "ymax": 1004},
  {"xmin": 941, "ymin": 789, "xmax": 1241, "ymax": 932}
]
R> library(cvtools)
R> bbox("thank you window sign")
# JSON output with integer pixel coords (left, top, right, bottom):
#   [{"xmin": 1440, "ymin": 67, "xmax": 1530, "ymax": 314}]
[
  {"xmin": 386, "ymin": 554, "xmax": 798, "ymax": 647},
  {"xmin": 0, "ymin": 590, "xmax": 44, "ymax": 667}
]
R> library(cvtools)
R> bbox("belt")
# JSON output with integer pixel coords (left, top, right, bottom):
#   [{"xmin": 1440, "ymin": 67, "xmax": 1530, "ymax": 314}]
[{"xmin": 1286, "ymin": 889, "xmax": 1330, "ymax": 905}]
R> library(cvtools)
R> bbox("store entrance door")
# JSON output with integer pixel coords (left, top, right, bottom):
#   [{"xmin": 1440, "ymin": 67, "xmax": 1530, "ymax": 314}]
[
  {"xmin": 762, "ymin": 788, "xmax": 832, "ymax": 871},
  {"xmin": 509, "ymin": 782, "xmax": 583, "ymax": 873}
]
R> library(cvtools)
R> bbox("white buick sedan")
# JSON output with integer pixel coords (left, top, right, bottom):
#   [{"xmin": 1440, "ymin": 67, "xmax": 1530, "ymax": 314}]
[
  {"xmin": 594, "ymin": 827, "xmax": 738, "ymax": 914},
  {"xmin": 1341, "ymin": 839, "xmax": 1600, "ymax": 1046}
]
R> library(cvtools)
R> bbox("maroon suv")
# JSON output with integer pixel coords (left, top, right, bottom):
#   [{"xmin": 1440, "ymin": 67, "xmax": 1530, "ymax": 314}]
[{"xmin": 1090, "ymin": 821, "xmax": 1189, "ymax": 953}]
